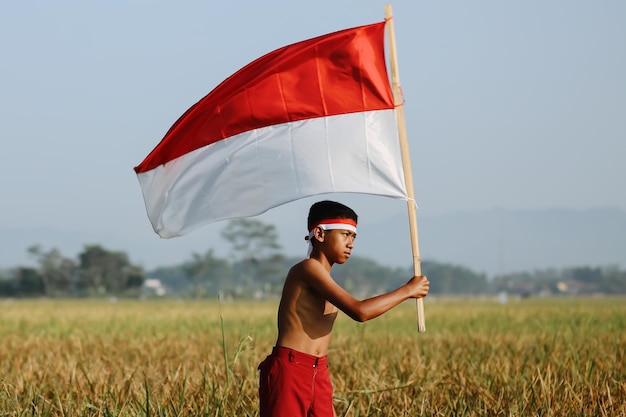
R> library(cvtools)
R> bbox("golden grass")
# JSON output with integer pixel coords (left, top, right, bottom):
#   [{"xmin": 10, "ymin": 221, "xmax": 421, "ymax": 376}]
[{"xmin": 0, "ymin": 297, "xmax": 624, "ymax": 416}]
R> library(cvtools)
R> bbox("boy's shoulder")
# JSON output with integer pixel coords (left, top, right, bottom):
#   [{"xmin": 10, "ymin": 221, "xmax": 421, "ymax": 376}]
[
  {"xmin": 293, "ymin": 257, "xmax": 328, "ymax": 270},
  {"xmin": 289, "ymin": 258, "xmax": 317, "ymax": 274},
  {"xmin": 287, "ymin": 258, "xmax": 328, "ymax": 282}
]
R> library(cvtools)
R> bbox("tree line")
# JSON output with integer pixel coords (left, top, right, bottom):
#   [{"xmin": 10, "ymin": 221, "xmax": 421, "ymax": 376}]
[
  {"xmin": 0, "ymin": 244, "xmax": 144, "ymax": 297},
  {"xmin": 1, "ymin": 219, "xmax": 624, "ymax": 298}
]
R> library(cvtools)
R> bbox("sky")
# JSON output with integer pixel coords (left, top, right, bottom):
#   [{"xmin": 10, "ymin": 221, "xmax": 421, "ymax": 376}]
[{"xmin": 1, "ymin": 1, "xmax": 624, "ymax": 271}]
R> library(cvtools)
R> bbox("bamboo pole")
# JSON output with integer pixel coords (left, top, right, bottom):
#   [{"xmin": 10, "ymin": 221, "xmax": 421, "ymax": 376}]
[{"xmin": 385, "ymin": 4, "xmax": 426, "ymax": 332}]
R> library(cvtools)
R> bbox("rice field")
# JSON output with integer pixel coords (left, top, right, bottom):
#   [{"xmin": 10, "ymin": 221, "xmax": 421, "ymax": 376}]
[{"xmin": 0, "ymin": 297, "xmax": 624, "ymax": 416}]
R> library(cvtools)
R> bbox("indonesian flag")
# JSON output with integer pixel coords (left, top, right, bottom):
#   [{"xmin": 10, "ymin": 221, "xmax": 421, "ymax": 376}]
[{"xmin": 134, "ymin": 20, "xmax": 408, "ymax": 238}]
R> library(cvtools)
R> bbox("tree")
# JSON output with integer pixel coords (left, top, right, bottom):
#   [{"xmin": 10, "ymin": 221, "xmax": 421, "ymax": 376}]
[
  {"xmin": 183, "ymin": 249, "xmax": 232, "ymax": 297},
  {"xmin": 27, "ymin": 245, "xmax": 75, "ymax": 296},
  {"xmin": 221, "ymin": 219, "xmax": 285, "ymax": 295},
  {"xmin": 422, "ymin": 261, "xmax": 488, "ymax": 295},
  {"xmin": 221, "ymin": 219, "xmax": 282, "ymax": 261},
  {"xmin": 602, "ymin": 266, "xmax": 626, "ymax": 294},
  {"xmin": 13, "ymin": 267, "xmax": 44, "ymax": 296},
  {"xmin": 76, "ymin": 245, "xmax": 144, "ymax": 295},
  {"xmin": 0, "ymin": 270, "xmax": 15, "ymax": 297}
]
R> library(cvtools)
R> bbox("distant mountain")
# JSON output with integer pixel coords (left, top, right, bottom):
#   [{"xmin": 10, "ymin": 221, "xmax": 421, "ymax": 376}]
[{"xmin": 1, "ymin": 207, "xmax": 625, "ymax": 278}]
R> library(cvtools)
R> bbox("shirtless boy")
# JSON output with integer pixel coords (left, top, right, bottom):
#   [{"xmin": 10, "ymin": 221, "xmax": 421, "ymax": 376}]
[{"xmin": 258, "ymin": 200, "xmax": 430, "ymax": 417}]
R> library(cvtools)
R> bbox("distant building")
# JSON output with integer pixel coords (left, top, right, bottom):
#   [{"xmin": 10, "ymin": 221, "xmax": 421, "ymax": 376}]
[
  {"xmin": 556, "ymin": 280, "xmax": 583, "ymax": 295},
  {"xmin": 141, "ymin": 279, "xmax": 166, "ymax": 296}
]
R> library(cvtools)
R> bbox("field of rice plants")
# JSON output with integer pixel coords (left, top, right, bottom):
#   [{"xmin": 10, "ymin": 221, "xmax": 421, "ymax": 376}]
[{"xmin": 1, "ymin": 297, "xmax": 624, "ymax": 416}]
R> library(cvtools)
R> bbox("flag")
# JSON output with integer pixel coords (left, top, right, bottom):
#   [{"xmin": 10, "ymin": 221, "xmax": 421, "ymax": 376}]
[{"xmin": 134, "ymin": 21, "xmax": 408, "ymax": 238}]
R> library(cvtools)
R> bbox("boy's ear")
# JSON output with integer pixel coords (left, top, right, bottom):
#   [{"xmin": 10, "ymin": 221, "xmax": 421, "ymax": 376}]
[{"xmin": 313, "ymin": 226, "xmax": 325, "ymax": 243}]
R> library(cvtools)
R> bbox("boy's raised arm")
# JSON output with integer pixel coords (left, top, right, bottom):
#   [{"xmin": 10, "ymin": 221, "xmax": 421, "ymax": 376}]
[{"xmin": 300, "ymin": 260, "xmax": 429, "ymax": 322}]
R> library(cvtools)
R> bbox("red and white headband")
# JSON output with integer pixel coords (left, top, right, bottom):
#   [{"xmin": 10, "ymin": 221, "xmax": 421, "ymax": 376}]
[{"xmin": 305, "ymin": 218, "xmax": 357, "ymax": 256}]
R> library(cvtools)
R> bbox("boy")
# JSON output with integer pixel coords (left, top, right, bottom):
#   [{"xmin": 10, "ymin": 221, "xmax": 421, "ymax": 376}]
[{"xmin": 258, "ymin": 200, "xmax": 430, "ymax": 417}]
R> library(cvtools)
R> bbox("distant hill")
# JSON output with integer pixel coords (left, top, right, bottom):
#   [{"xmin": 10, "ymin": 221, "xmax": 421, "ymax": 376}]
[{"xmin": 1, "ymin": 207, "xmax": 625, "ymax": 277}]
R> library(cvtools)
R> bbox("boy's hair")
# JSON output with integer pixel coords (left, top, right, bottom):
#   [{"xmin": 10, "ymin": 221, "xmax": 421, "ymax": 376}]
[{"xmin": 307, "ymin": 200, "xmax": 358, "ymax": 231}]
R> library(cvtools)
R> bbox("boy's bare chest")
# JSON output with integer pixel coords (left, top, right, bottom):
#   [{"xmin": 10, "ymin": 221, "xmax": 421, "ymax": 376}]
[{"xmin": 296, "ymin": 287, "xmax": 338, "ymax": 327}]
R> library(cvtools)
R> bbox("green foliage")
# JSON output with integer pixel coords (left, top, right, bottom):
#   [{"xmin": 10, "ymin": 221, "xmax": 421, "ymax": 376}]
[
  {"xmin": 492, "ymin": 265, "xmax": 626, "ymax": 296},
  {"xmin": 1, "ymin": 219, "xmax": 625, "ymax": 298},
  {"xmin": 221, "ymin": 219, "xmax": 286, "ymax": 297},
  {"xmin": 0, "ymin": 245, "xmax": 145, "ymax": 298},
  {"xmin": 28, "ymin": 244, "xmax": 75, "ymax": 295},
  {"xmin": 13, "ymin": 266, "xmax": 44, "ymax": 296},
  {"xmin": 0, "ymin": 274, "xmax": 14, "ymax": 296},
  {"xmin": 183, "ymin": 249, "xmax": 232, "ymax": 297},
  {"xmin": 221, "ymin": 218, "xmax": 282, "ymax": 262},
  {"xmin": 76, "ymin": 244, "xmax": 145, "ymax": 295},
  {"xmin": 422, "ymin": 261, "xmax": 488, "ymax": 295}
]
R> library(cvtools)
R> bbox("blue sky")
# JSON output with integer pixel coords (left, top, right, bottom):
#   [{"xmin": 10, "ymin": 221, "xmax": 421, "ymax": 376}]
[{"xmin": 1, "ymin": 1, "xmax": 624, "ymax": 270}]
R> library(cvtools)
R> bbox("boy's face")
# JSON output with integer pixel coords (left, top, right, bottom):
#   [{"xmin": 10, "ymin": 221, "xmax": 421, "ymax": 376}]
[{"xmin": 317, "ymin": 228, "xmax": 356, "ymax": 264}]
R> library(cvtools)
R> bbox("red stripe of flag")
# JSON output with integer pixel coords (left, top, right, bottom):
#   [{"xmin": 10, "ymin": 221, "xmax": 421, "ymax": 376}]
[{"xmin": 134, "ymin": 21, "xmax": 393, "ymax": 173}]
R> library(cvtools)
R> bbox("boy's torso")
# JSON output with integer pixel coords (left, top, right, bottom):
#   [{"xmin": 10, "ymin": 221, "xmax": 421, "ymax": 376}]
[{"xmin": 275, "ymin": 260, "xmax": 338, "ymax": 357}]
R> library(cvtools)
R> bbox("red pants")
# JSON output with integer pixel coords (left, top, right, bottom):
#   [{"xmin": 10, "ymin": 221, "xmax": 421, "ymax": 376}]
[{"xmin": 258, "ymin": 346, "xmax": 334, "ymax": 417}]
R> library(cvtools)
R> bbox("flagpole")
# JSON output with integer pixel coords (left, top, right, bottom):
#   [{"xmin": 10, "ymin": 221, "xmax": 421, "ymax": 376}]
[{"xmin": 385, "ymin": 4, "xmax": 426, "ymax": 332}]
